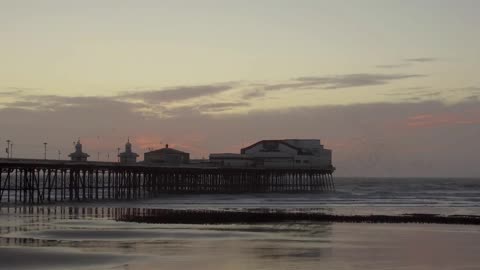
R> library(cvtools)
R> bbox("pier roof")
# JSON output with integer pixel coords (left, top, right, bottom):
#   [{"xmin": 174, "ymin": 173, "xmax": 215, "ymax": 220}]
[
  {"xmin": 241, "ymin": 140, "xmax": 304, "ymax": 154},
  {"xmin": 145, "ymin": 147, "xmax": 188, "ymax": 155}
]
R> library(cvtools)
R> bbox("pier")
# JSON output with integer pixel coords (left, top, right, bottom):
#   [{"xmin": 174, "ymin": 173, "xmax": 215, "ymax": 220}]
[{"xmin": 0, "ymin": 159, "xmax": 335, "ymax": 204}]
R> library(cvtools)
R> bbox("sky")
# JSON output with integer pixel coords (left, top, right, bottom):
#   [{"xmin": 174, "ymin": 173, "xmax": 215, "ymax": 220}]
[{"xmin": 1, "ymin": 0, "xmax": 480, "ymax": 177}]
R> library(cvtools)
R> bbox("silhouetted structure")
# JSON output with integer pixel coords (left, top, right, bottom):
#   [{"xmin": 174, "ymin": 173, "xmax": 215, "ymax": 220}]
[
  {"xmin": 0, "ymin": 159, "xmax": 335, "ymax": 204},
  {"xmin": 211, "ymin": 139, "xmax": 333, "ymax": 169},
  {"xmin": 118, "ymin": 138, "xmax": 139, "ymax": 164},
  {"xmin": 68, "ymin": 140, "xmax": 89, "ymax": 161},
  {"xmin": 209, "ymin": 153, "xmax": 254, "ymax": 167},
  {"xmin": 144, "ymin": 144, "xmax": 190, "ymax": 164},
  {"xmin": 117, "ymin": 209, "xmax": 480, "ymax": 226}
]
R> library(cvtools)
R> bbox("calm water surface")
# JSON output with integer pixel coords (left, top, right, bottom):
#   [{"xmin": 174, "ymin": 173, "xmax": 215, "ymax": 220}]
[{"xmin": 1, "ymin": 178, "xmax": 479, "ymax": 270}]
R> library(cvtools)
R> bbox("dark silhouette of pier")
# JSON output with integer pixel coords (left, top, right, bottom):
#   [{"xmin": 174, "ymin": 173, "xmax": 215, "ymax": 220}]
[{"xmin": 0, "ymin": 159, "xmax": 335, "ymax": 204}]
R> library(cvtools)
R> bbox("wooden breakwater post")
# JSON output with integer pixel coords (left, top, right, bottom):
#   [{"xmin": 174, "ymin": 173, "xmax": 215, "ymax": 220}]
[{"xmin": 0, "ymin": 160, "xmax": 335, "ymax": 204}]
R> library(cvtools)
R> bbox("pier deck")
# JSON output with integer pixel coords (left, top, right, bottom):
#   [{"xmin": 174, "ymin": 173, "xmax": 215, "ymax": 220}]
[{"xmin": 0, "ymin": 159, "xmax": 335, "ymax": 204}]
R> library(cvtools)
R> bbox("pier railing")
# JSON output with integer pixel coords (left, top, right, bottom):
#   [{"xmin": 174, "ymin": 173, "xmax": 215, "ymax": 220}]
[{"xmin": 0, "ymin": 160, "xmax": 335, "ymax": 204}]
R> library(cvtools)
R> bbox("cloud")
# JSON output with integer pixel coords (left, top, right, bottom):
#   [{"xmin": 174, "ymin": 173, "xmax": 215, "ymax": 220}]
[
  {"xmin": 383, "ymin": 86, "xmax": 480, "ymax": 103},
  {"xmin": 1, "ymin": 98, "xmax": 480, "ymax": 177},
  {"xmin": 376, "ymin": 63, "xmax": 410, "ymax": 69},
  {"xmin": 120, "ymin": 84, "xmax": 235, "ymax": 104},
  {"xmin": 405, "ymin": 110, "xmax": 480, "ymax": 128},
  {"xmin": 384, "ymin": 88, "xmax": 442, "ymax": 101},
  {"xmin": 1, "ymin": 89, "xmax": 248, "ymax": 117},
  {"xmin": 376, "ymin": 57, "xmax": 439, "ymax": 69},
  {"xmin": 197, "ymin": 102, "xmax": 250, "ymax": 112},
  {"xmin": 3, "ymin": 101, "xmax": 43, "ymax": 110},
  {"xmin": 405, "ymin": 57, "xmax": 438, "ymax": 63},
  {"xmin": 0, "ymin": 89, "xmax": 24, "ymax": 97},
  {"xmin": 465, "ymin": 95, "xmax": 480, "ymax": 101},
  {"xmin": 2, "ymin": 94, "xmax": 147, "ymax": 113},
  {"xmin": 265, "ymin": 73, "xmax": 424, "ymax": 91},
  {"xmin": 2, "ymin": 73, "xmax": 426, "ymax": 115},
  {"xmin": 383, "ymin": 87, "xmax": 430, "ymax": 96},
  {"xmin": 452, "ymin": 86, "xmax": 480, "ymax": 93},
  {"xmin": 163, "ymin": 102, "xmax": 250, "ymax": 117},
  {"xmin": 242, "ymin": 89, "xmax": 265, "ymax": 99}
]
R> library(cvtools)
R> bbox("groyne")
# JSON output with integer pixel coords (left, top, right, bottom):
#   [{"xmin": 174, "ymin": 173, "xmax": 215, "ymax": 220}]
[
  {"xmin": 2, "ymin": 205, "xmax": 479, "ymax": 226},
  {"xmin": 117, "ymin": 209, "xmax": 480, "ymax": 226}
]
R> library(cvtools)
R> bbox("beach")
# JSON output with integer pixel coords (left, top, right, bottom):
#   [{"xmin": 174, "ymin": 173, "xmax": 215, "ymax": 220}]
[{"xmin": 1, "ymin": 178, "xmax": 480, "ymax": 270}]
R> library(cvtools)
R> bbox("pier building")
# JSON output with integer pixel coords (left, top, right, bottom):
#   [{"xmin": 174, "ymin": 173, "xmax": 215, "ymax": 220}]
[
  {"xmin": 68, "ymin": 140, "xmax": 90, "ymax": 161},
  {"xmin": 210, "ymin": 139, "xmax": 332, "ymax": 169},
  {"xmin": 118, "ymin": 138, "xmax": 139, "ymax": 163},
  {"xmin": 144, "ymin": 144, "xmax": 190, "ymax": 165},
  {"xmin": 209, "ymin": 153, "xmax": 254, "ymax": 167}
]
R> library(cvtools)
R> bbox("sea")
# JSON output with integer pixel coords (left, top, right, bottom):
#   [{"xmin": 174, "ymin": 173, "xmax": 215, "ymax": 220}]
[{"xmin": 1, "ymin": 177, "xmax": 480, "ymax": 270}]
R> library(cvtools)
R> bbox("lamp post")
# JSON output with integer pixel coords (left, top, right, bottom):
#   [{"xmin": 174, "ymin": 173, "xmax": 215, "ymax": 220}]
[
  {"xmin": 97, "ymin": 135, "xmax": 100, "ymax": 162},
  {"xmin": 117, "ymin": 147, "xmax": 120, "ymax": 162},
  {"xmin": 58, "ymin": 150, "xmax": 61, "ymax": 160},
  {"xmin": 6, "ymin": 140, "xmax": 10, "ymax": 158},
  {"xmin": 43, "ymin": 142, "xmax": 47, "ymax": 160},
  {"xmin": 10, "ymin": 143, "xmax": 13, "ymax": 158}
]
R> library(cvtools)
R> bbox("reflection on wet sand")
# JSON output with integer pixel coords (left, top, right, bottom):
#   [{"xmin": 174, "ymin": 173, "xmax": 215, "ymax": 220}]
[
  {"xmin": 0, "ymin": 246, "xmax": 130, "ymax": 270},
  {"xmin": 1, "ymin": 205, "xmax": 480, "ymax": 270},
  {"xmin": 0, "ymin": 205, "xmax": 335, "ymax": 269}
]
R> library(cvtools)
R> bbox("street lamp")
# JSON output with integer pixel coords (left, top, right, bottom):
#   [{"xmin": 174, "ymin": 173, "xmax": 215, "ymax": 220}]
[
  {"xmin": 58, "ymin": 150, "xmax": 61, "ymax": 160},
  {"xmin": 43, "ymin": 142, "xmax": 47, "ymax": 160},
  {"xmin": 117, "ymin": 147, "xmax": 120, "ymax": 162},
  {"xmin": 6, "ymin": 140, "xmax": 10, "ymax": 158}
]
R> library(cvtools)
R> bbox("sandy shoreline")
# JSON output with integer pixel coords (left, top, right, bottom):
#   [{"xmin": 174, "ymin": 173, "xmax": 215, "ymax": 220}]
[{"xmin": 1, "ymin": 205, "xmax": 480, "ymax": 270}]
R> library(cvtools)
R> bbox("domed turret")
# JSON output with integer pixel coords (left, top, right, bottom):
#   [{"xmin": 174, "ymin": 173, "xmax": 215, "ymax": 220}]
[
  {"xmin": 118, "ymin": 137, "xmax": 139, "ymax": 163},
  {"xmin": 69, "ymin": 139, "xmax": 90, "ymax": 161},
  {"xmin": 75, "ymin": 140, "xmax": 82, "ymax": 152},
  {"xmin": 125, "ymin": 137, "xmax": 132, "ymax": 153}
]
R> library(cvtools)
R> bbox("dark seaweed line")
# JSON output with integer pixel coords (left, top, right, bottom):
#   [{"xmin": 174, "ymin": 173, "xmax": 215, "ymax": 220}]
[{"xmin": 117, "ymin": 209, "xmax": 480, "ymax": 225}]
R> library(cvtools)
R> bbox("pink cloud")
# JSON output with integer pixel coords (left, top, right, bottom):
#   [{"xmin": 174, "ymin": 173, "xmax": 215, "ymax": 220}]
[
  {"xmin": 408, "ymin": 114, "xmax": 434, "ymax": 121},
  {"xmin": 405, "ymin": 111, "xmax": 480, "ymax": 128},
  {"xmin": 133, "ymin": 135, "xmax": 165, "ymax": 151}
]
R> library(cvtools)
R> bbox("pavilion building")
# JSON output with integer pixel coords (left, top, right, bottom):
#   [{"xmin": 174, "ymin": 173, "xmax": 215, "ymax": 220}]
[
  {"xmin": 144, "ymin": 144, "xmax": 190, "ymax": 165},
  {"xmin": 210, "ymin": 139, "xmax": 332, "ymax": 169}
]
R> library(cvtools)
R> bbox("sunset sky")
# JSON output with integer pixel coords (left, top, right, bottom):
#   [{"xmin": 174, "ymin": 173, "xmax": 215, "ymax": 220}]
[{"xmin": 1, "ymin": 0, "xmax": 479, "ymax": 177}]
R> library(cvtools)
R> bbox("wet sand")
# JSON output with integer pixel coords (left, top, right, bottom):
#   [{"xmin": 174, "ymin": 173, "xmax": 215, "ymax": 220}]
[
  {"xmin": 0, "ymin": 246, "xmax": 130, "ymax": 270},
  {"xmin": 1, "ymin": 206, "xmax": 480, "ymax": 270}
]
